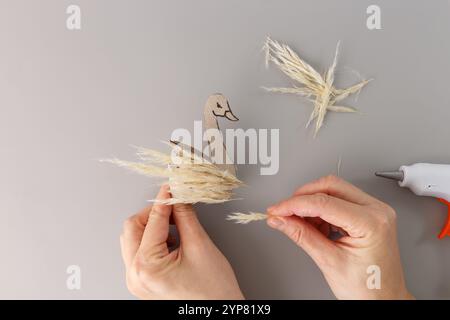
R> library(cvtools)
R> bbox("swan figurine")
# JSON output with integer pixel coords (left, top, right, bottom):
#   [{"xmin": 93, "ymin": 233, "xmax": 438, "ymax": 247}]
[
  {"xmin": 106, "ymin": 94, "xmax": 243, "ymax": 205},
  {"xmin": 172, "ymin": 93, "xmax": 238, "ymax": 176}
]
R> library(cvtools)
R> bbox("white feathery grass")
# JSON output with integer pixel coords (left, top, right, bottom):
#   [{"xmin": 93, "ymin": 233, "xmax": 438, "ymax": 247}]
[
  {"xmin": 102, "ymin": 143, "xmax": 243, "ymax": 205},
  {"xmin": 263, "ymin": 37, "xmax": 371, "ymax": 137},
  {"xmin": 227, "ymin": 212, "xmax": 268, "ymax": 224}
]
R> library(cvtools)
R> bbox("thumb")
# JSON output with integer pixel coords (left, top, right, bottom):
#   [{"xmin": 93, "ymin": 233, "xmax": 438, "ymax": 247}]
[
  {"xmin": 267, "ymin": 215, "xmax": 339, "ymax": 268},
  {"xmin": 137, "ymin": 185, "xmax": 172, "ymax": 257},
  {"xmin": 173, "ymin": 203, "xmax": 209, "ymax": 245}
]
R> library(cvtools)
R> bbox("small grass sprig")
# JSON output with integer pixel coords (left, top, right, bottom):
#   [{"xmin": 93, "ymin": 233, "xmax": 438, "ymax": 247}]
[{"xmin": 226, "ymin": 212, "xmax": 268, "ymax": 224}]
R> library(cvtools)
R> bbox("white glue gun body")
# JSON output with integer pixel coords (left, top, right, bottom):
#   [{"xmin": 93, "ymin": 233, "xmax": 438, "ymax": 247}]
[
  {"xmin": 376, "ymin": 163, "xmax": 450, "ymax": 239},
  {"xmin": 399, "ymin": 163, "xmax": 450, "ymax": 202}
]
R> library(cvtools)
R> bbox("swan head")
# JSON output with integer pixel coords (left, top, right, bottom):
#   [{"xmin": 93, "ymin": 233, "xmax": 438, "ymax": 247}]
[{"xmin": 207, "ymin": 93, "xmax": 239, "ymax": 121}]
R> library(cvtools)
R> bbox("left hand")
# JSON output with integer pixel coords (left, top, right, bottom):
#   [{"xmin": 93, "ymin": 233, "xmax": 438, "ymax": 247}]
[{"xmin": 120, "ymin": 185, "xmax": 244, "ymax": 300}]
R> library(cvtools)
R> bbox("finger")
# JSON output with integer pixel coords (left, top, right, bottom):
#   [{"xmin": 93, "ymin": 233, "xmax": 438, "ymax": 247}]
[
  {"xmin": 172, "ymin": 203, "xmax": 209, "ymax": 246},
  {"xmin": 268, "ymin": 194, "xmax": 371, "ymax": 237},
  {"xmin": 138, "ymin": 185, "xmax": 172, "ymax": 257},
  {"xmin": 267, "ymin": 215, "xmax": 339, "ymax": 266},
  {"xmin": 293, "ymin": 175, "xmax": 376, "ymax": 205},
  {"xmin": 120, "ymin": 206, "xmax": 152, "ymax": 269}
]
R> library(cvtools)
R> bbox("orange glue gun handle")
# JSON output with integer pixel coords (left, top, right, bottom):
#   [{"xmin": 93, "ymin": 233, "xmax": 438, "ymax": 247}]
[{"xmin": 438, "ymin": 199, "xmax": 450, "ymax": 239}]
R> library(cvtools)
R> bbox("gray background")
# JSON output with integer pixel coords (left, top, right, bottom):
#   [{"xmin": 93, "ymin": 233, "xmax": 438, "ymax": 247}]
[{"xmin": 1, "ymin": 0, "xmax": 450, "ymax": 299}]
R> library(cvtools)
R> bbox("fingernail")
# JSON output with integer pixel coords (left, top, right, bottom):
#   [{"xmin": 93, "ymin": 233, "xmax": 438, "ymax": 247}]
[{"xmin": 267, "ymin": 217, "xmax": 284, "ymax": 228}]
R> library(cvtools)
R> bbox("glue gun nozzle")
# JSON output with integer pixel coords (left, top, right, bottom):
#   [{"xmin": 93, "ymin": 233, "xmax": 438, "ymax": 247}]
[{"xmin": 375, "ymin": 171, "xmax": 404, "ymax": 182}]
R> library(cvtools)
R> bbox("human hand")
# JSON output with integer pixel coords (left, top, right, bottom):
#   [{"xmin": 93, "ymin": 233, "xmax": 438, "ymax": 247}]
[
  {"xmin": 267, "ymin": 175, "xmax": 413, "ymax": 300},
  {"xmin": 120, "ymin": 185, "xmax": 244, "ymax": 300}
]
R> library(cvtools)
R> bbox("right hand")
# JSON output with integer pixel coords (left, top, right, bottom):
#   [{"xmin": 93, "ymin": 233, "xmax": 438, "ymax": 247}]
[{"xmin": 267, "ymin": 175, "xmax": 413, "ymax": 300}]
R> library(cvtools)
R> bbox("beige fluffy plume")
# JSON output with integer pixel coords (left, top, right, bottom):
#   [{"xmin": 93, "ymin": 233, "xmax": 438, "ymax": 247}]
[
  {"xmin": 103, "ymin": 143, "xmax": 243, "ymax": 205},
  {"xmin": 263, "ymin": 37, "xmax": 371, "ymax": 137},
  {"xmin": 226, "ymin": 212, "xmax": 268, "ymax": 224}
]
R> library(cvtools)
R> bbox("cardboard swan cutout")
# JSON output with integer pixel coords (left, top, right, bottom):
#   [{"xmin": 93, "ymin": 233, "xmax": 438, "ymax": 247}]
[
  {"xmin": 203, "ymin": 93, "xmax": 239, "ymax": 176},
  {"xmin": 104, "ymin": 94, "xmax": 243, "ymax": 205},
  {"xmin": 171, "ymin": 93, "xmax": 238, "ymax": 177}
]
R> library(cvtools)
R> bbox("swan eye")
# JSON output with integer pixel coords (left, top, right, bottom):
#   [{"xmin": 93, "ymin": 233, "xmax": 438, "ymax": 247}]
[{"xmin": 216, "ymin": 102, "xmax": 223, "ymax": 109}]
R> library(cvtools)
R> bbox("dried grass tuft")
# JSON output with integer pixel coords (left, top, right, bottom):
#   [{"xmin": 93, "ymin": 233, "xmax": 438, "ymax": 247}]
[
  {"xmin": 102, "ymin": 143, "xmax": 243, "ymax": 205},
  {"xmin": 263, "ymin": 37, "xmax": 371, "ymax": 137},
  {"xmin": 226, "ymin": 212, "xmax": 268, "ymax": 224}
]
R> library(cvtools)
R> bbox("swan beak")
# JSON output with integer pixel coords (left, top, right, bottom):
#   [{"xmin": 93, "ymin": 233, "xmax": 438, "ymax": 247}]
[{"xmin": 224, "ymin": 110, "xmax": 239, "ymax": 121}]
